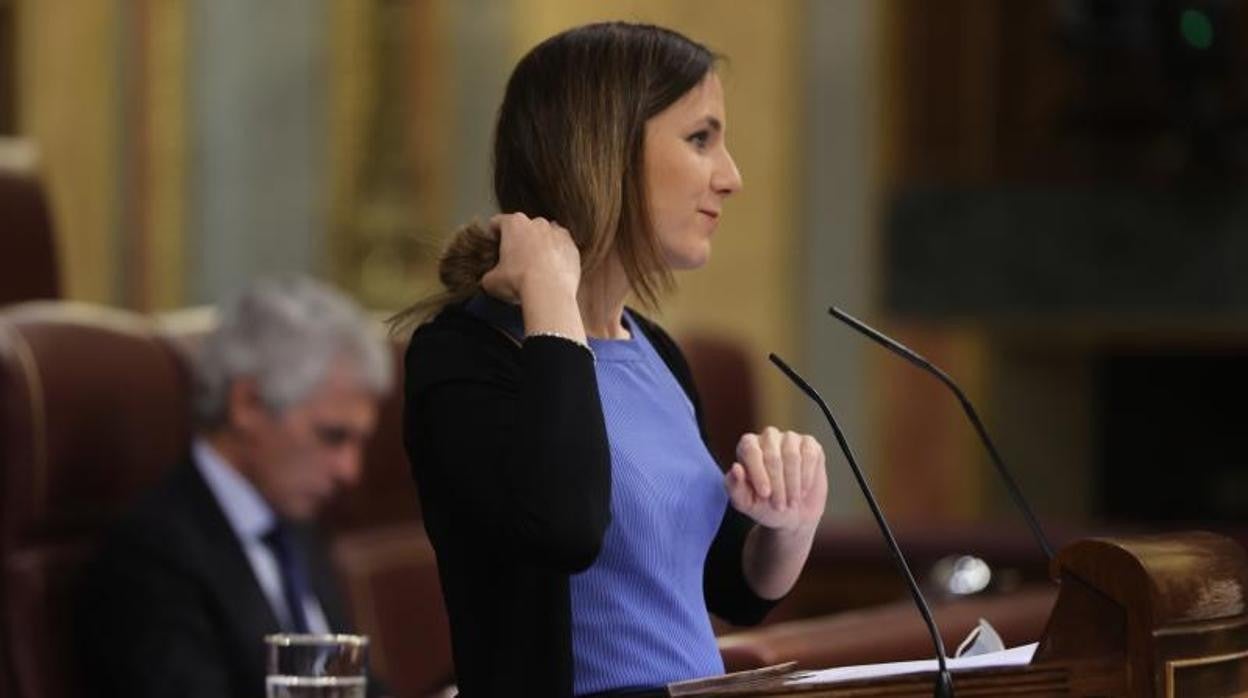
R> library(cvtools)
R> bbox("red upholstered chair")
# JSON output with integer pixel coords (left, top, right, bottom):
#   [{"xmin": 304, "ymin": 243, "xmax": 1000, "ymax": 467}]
[
  {"xmin": 678, "ymin": 332, "xmax": 760, "ymax": 468},
  {"xmin": 332, "ymin": 523, "xmax": 455, "ymax": 697},
  {"xmin": 0, "ymin": 302, "xmax": 193, "ymax": 698},
  {"xmin": 0, "ymin": 141, "xmax": 60, "ymax": 305}
]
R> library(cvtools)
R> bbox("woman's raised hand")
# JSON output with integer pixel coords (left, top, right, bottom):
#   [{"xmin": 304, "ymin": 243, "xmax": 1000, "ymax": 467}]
[
  {"xmin": 481, "ymin": 213, "xmax": 582, "ymax": 305},
  {"xmin": 483, "ymin": 212, "xmax": 588, "ymax": 345},
  {"xmin": 726, "ymin": 427, "xmax": 828, "ymax": 534}
]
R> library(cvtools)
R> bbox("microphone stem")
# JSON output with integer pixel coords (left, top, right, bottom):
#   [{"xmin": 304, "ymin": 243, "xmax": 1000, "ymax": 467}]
[
  {"xmin": 952, "ymin": 389, "xmax": 1055, "ymax": 560},
  {"xmin": 829, "ymin": 306, "xmax": 1055, "ymax": 561},
  {"xmin": 769, "ymin": 353, "xmax": 953, "ymax": 696}
]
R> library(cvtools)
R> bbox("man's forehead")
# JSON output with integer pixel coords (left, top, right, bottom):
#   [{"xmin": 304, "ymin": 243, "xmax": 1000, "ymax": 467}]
[{"xmin": 284, "ymin": 385, "xmax": 379, "ymax": 426}]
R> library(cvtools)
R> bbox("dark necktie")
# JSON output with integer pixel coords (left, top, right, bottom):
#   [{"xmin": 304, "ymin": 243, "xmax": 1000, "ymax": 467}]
[{"xmin": 261, "ymin": 522, "xmax": 312, "ymax": 633}]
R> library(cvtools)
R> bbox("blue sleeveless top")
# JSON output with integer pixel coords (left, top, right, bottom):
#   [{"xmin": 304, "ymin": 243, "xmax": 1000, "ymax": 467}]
[{"xmin": 570, "ymin": 311, "xmax": 727, "ymax": 695}]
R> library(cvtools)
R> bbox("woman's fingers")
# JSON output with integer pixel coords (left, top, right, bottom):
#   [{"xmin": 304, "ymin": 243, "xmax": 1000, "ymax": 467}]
[
  {"xmin": 482, "ymin": 213, "xmax": 581, "ymax": 303},
  {"xmin": 482, "ymin": 213, "xmax": 528, "ymax": 301},
  {"xmin": 725, "ymin": 463, "xmax": 756, "ymax": 512},
  {"xmin": 799, "ymin": 434, "xmax": 818, "ymax": 498},
  {"xmin": 782, "ymin": 430, "xmax": 802, "ymax": 510},
  {"xmin": 761, "ymin": 427, "xmax": 784, "ymax": 508},
  {"xmin": 735, "ymin": 433, "xmax": 770, "ymax": 499},
  {"xmin": 730, "ymin": 428, "xmax": 831, "ymax": 531}
]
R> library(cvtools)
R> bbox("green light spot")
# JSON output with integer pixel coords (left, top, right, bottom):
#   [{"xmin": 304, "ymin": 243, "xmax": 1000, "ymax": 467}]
[{"xmin": 1180, "ymin": 9, "xmax": 1214, "ymax": 50}]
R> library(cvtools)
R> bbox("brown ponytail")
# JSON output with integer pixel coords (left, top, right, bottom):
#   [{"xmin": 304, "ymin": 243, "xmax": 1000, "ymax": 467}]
[{"xmin": 387, "ymin": 221, "xmax": 499, "ymax": 335}]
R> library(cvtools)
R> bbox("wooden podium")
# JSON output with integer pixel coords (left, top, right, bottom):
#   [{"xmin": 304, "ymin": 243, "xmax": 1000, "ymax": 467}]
[{"xmin": 685, "ymin": 531, "xmax": 1248, "ymax": 697}]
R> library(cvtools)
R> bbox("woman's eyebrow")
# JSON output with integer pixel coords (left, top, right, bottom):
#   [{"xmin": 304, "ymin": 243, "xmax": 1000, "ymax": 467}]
[{"xmin": 687, "ymin": 115, "xmax": 722, "ymax": 133}]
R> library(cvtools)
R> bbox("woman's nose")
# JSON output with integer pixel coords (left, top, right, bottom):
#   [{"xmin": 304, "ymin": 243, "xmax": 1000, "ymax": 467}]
[{"xmin": 714, "ymin": 148, "xmax": 743, "ymax": 195}]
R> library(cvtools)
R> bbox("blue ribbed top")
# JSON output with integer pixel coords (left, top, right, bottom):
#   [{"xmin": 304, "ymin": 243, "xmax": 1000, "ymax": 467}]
[{"xmin": 570, "ymin": 312, "xmax": 727, "ymax": 695}]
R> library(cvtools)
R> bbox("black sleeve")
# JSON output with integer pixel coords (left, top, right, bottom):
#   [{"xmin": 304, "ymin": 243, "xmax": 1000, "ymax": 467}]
[
  {"xmin": 404, "ymin": 317, "xmax": 612, "ymax": 573},
  {"xmin": 704, "ymin": 506, "xmax": 775, "ymax": 626},
  {"xmin": 629, "ymin": 313, "xmax": 780, "ymax": 626}
]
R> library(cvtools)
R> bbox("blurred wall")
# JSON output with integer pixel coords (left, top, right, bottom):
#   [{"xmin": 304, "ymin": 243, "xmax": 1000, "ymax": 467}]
[
  {"xmin": 16, "ymin": 0, "xmax": 120, "ymax": 303},
  {"xmin": 802, "ymin": 0, "xmax": 878, "ymax": 519},
  {"xmin": 15, "ymin": 0, "xmax": 186, "ymax": 309},
  {"xmin": 189, "ymin": 0, "xmax": 329, "ymax": 305}
]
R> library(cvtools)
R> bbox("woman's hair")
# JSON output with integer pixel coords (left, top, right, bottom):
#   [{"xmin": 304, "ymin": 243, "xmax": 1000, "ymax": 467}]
[{"xmin": 392, "ymin": 22, "xmax": 717, "ymax": 329}]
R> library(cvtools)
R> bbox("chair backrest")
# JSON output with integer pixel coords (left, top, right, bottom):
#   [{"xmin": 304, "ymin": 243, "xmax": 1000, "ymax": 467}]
[
  {"xmin": 0, "ymin": 141, "xmax": 59, "ymax": 304},
  {"xmin": 679, "ymin": 332, "xmax": 760, "ymax": 468},
  {"xmin": 332, "ymin": 523, "xmax": 454, "ymax": 696},
  {"xmin": 0, "ymin": 302, "xmax": 192, "ymax": 698}
]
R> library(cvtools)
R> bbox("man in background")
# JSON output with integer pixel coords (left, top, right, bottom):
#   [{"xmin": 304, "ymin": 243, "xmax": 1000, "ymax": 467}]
[{"xmin": 78, "ymin": 275, "xmax": 393, "ymax": 698}]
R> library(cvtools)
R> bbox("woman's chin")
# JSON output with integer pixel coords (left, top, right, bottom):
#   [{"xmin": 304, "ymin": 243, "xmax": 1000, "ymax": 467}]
[{"xmin": 664, "ymin": 245, "xmax": 712, "ymax": 271}]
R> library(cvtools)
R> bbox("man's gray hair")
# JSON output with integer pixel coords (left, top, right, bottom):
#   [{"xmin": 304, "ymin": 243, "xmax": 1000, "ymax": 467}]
[{"xmin": 193, "ymin": 275, "xmax": 393, "ymax": 429}]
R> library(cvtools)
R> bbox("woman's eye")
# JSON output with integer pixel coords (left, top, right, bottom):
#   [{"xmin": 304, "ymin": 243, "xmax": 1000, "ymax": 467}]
[{"xmin": 687, "ymin": 130, "xmax": 711, "ymax": 149}]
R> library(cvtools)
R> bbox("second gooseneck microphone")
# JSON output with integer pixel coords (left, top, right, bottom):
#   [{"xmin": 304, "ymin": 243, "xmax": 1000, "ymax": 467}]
[
  {"xmin": 769, "ymin": 353, "xmax": 955, "ymax": 698},
  {"xmin": 827, "ymin": 306, "xmax": 1054, "ymax": 561}
]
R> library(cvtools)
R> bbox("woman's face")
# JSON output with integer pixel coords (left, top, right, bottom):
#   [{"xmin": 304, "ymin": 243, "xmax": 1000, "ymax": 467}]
[{"xmin": 643, "ymin": 72, "xmax": 743, "ymax": 270}]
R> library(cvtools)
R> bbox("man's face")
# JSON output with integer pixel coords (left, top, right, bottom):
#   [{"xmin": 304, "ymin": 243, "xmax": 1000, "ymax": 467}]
[{"xmin": 236, "ymin": 360, "xmax": 379, "ymax": 521}]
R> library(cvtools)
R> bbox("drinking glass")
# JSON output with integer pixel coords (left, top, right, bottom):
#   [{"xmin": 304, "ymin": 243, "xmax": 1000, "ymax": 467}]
[{"xmin": 265, "ymin": 633, "xmax": 369, "ymax": 698}]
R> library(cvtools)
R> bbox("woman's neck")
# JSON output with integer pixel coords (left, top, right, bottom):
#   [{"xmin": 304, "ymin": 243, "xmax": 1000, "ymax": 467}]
[{"xmin": 578, "ymin": 258, "xmax": 632, "ymax": 339}]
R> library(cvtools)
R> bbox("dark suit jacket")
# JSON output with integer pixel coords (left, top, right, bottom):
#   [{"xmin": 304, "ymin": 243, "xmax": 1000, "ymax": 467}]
[{"xmin": 76, "ymin": 457, "xmax": 355, "ymax": 698}]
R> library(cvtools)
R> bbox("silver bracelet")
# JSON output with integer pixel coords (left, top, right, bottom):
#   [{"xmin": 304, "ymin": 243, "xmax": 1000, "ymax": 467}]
[{"xmin": 525, "ymin": 331, "xmax": 595, "ymax": 360}]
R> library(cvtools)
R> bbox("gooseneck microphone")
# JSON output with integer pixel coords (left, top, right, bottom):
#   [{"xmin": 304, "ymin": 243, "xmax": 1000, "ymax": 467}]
[
  {"xmin": 769, "ymin": 353, "xmax": 954, "ymax": 698},
  {"xmin": 827, "ymin": 307, "xmax": 1054, "ymax": 561}
]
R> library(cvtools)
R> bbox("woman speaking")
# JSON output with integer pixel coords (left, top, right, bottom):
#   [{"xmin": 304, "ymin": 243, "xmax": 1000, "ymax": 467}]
[{"xmin": 398, "ymin": 21, "xmax": 828, "ymax": 697}]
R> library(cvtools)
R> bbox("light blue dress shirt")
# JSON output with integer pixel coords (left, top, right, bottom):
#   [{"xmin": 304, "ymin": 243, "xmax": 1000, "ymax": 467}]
[{"xmin": 193, "ymin": 439, "xmax": 330, "ymax": 633}]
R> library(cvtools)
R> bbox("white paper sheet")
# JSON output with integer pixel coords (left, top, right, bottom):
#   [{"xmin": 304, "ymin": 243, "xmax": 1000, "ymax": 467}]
[{"xmin": 787, "ymin": 642, "xmax": 1038, "ymax": 686}]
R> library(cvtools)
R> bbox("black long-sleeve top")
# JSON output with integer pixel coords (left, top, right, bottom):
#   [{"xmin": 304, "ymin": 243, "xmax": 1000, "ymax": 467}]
[{"xmin": 402, "ymin": 300, "xmax": 775, "ymax": 697}]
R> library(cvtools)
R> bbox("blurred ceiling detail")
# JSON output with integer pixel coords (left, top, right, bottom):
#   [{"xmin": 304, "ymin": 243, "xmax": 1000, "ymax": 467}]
[
  {"xmin": 884, "ymin": 0, "xmax": 1248, "ymax": 188},
  {"xmin": 1056, "ymin": 0, "xmax": 1247, "ymax": 181},
  {"xmin": 883, "ymin": 0, "xmax": 1248, "ymax": 322}
]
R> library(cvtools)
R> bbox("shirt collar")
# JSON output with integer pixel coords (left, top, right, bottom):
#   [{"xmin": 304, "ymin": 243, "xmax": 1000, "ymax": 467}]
[{"xmin": 193, "ymin": 437, "xmax": 277, "ymax": 541}]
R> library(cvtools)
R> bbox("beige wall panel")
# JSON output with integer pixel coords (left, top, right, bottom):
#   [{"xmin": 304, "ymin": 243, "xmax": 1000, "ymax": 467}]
[
  {"xmin": 145, "ymin": 0, "xmax": 187, "ymax": 309},
  {"xmin": 18, "ymin": 0, "xmax": 119, "ymax": 302},
  {"xmin": 329, "ymin": 0, "xmax": 451, "ymax": 309},
  {"xmin": 328, "ymin": 0, "xmax": 377, "ymax": 297},
  {"xmin": 409, "ymin": 0, "xmax": 451, "ymax": 237},
  {"xmin": 329, "ymin": 0, "xmax": 375, "ymax": 229}
]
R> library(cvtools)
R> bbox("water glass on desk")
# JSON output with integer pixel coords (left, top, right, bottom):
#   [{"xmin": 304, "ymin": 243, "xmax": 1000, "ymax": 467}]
[{"xmin": 266, "ymin": 633, "xmax": 369, "ymax": 698}]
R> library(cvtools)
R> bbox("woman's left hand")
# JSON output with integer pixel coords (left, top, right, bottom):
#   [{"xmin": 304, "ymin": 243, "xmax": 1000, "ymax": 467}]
[{"xmin": 726, "ymin": 427, "xmax": 827, "ymax": 534}]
